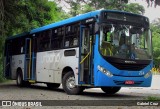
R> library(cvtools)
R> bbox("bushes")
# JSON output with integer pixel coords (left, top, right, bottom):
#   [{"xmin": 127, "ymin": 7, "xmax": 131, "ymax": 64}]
[
  {"xmin": 0, "ymin": 64, "xmax": 5, "ymax": 82},
  {"xmin": 152, "ymin": 67, "xmax": 160, "ymax": 75},
  {"xmin": 0, "ymin": 72, "xmax": 5, "ymax": 82}
]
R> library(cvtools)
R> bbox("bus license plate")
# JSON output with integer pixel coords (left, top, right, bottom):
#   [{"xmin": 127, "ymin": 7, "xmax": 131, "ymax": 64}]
[{"xmin": 125, "ymin": 80, "xmax": 134, "ymax": 85}]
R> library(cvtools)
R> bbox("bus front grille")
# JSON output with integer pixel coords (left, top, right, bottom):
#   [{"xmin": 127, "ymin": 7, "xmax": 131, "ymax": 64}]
[
  {"xmin": 103, "ymin": 56, "xmax": 151, "ymax": 71},
  {"xmin": 111, "ymin": 63, "xmax": 148, "ymax": 71}
]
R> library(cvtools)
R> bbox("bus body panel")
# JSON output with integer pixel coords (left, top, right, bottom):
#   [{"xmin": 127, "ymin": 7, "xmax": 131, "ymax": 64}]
[
  {"xmin": 10, "ymin": 54, "xmax": 25, "ymax": 80},
  {"xmin": 36, "ymin": 48, "xmax": 79, "ymax": 84},
  {"xmin": 93, "ymin": 35, "xmax": 152, "ymax": 87},
  {"xmin": 95, "ymin": 71, "xmax": 152, "ymax": 87}
]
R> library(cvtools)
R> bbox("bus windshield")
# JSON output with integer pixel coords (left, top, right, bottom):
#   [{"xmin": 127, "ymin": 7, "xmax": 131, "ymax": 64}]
[{"xmin": 99, "ymin": 24, "xmax": 152, "ymax": 60}]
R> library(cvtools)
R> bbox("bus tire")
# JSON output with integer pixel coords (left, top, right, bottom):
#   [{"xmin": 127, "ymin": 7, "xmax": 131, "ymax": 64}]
[
  {"xmin": 47, "ymin": 83, "xmax": 60, "ymax": 89},
  {"xmin": 101, "ymin": 87, "xmax": 121, "ymax": 94},
  {"xmin": 62, "ymin": 71, "xmax": 83, "ymax": 95},
  {"xmin": 16, "ymin": 70, "xmax": 24, "ymax": 87}
]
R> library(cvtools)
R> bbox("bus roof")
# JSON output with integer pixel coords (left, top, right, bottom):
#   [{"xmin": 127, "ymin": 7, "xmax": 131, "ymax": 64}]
[
  {"xmin": 30, "ymin": 10, "xmax": 147, "ymax": 34},
  {"xmin": 6, "ymin": 9, "xmax": 148, "ymax": 40},
  {"xmin": 30, "ymin": 10, "xmax": 101, "ymax": 34},
  {"xmin": 6, "ymin": 32, "xmax": 29, "ymax": 40}
]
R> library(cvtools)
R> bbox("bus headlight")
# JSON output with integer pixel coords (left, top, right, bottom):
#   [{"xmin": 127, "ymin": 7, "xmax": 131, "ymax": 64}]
[
  {"xmin": 97, "ymin": 65, "xmax": 113, "ymax": 77},
  {"xmin": 144, "ymin": 71, "xmax": 152, "ymax": 78}
]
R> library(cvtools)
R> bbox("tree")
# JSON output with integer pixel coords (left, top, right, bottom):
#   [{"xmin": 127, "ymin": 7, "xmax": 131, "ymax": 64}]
[
  {"xmin": 145, "ymin": 0, "xmax": 160, "ymax": 7},
  {"xmin": 151, "ymin": 22, "xmax": 160, "ymax": 67},
  {"xmin": 0, "ymin": 0, "xmax": 69, "ymax": 82},
  {"xmin": 123, "ymin": 3, "xmax": 145, "ymax": 14},
  {"xmin": 55, "ymin": 0, "xmax": 145, "ymax": 16},
  {"xmin": 0, "ymin": 0, "xmax": 4, "ymax": 37},
  {"xmin": 5, "ymin": 0, "xmax": 67, "ymax": 36},
  {"xmin": 0, "ymin": 0, "xmax": 69, "ymax": 37},
  {"xmin": 55, "ymin": 0, "xmax": 160, "ymax": 16}
]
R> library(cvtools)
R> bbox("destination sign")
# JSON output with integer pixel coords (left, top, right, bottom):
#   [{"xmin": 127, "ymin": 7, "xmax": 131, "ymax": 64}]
[{"xmin": 101, "ymin": 11, "xmax": 149, "ymax": 26}]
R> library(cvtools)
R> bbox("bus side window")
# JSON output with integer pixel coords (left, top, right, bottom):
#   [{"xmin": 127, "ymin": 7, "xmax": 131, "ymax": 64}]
[
  {"xmin": 45, "ymin": 30, "xmax": 52, "ymax": 50},
  {"xmin": 37, "ymin": 33, "xmax": 44, "ymax": 51},
  {"xmin": 37, "ymin": 30, "xmax": 51, "ymax": 52},
  {"xmin": 73, "ymin": 38, "xmax": 78, "ymax": 46},
  {"xmin": 12, "ymin": 38, "xmax": 24, "ymax": 55},
  {"xmin": 65, "ymin": 40, "xmax": 70, "ymax": 47},
  {"xmin": 51, "ymin": 27, "xmax": 64, "ymax": 50},
  {"xmin": 64, "ymin": 23, "xmax": 79, "ymax": 48},
  {"xmin": 39, "ymin": 32, "xmax": 46, "ymax": 51}
]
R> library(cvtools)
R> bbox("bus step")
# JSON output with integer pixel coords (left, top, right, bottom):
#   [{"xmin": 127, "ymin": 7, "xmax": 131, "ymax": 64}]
[
  {"xmin": 24, "ymin": 78, "xmax": 30, "ymax": 80},
  {"xmin": 80, "ymin": 84, "xmax": 93, "ymax": 87},
  {"xmin": 29, "ymin": 80, "xmax": 36, "ymax": 83}
]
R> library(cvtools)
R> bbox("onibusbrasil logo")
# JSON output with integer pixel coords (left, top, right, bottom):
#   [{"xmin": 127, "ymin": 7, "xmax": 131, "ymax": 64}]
[{"xmin": 1, "ymin": 101, "xmax": 42, "ymax": 107}]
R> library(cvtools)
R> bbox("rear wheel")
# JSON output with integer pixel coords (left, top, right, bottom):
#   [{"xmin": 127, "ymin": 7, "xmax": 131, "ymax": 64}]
[
  {"xmin": 62, "ymin": 71, "xmax": 83, "ymax": 95},
  {"xmin": 16, "ymin": 70, "xmax": 24, "ymax": 87},
  {"xmin": 16, "ymin": 69, "xmax": 31, "ymax": 87},
  {"xmin": 47, "ymin": 83, "xmax": 60, "ymax": 89},
  {"xmin": 101, "ymin": 87, "xmax": 121, "ymax": 94}
]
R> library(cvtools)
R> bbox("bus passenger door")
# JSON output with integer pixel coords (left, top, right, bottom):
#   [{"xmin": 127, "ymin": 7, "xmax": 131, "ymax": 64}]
[
  {"xmin": 24, "ymin": 38, "xmax": 32, "ymax": 80},
  {"xmin": 79, "ymin": 25, "xmax": 92, "ymax": 84}
]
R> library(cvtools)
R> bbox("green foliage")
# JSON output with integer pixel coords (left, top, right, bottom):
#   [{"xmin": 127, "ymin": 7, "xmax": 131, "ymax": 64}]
[
  {"xmin": 123, "ymin": 3, "xmax": 145, "ymax": 14},
  {"xmin": 147, "ymin": 96, "xmax": 160, "ymax": 100},
  {"xmin": 0, "ymin": 61, "xmax": 3, "ymax": 82},
  {"xmin": 0, "ymin": 0, "xmax": 69, "ymax": 82},
  {"xmin": 59, "ymin": 0, "xmax": 145, "ymax": 16},
  {"xmin": 1, "ymin": 0, "xmax": 69, "ymax": 37},
  {"xmin": 151, "ymin": 23, "xmax": 160, "ymax": 67},
  {"xmin": 0, "ymin": 35, "xmax": 5, "ymax": 82}
]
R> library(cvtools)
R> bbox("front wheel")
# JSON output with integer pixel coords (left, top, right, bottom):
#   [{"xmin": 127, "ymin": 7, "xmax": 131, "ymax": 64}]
[
  {"xmin": 62, "ymin": 71, "xmax": 83, "ymax": 95},
  {"xmin": 101, "ymin": 87, "xmax": 121, "ymax": 94}
]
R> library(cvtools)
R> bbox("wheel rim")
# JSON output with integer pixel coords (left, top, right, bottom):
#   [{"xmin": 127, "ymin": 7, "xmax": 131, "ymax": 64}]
[
  {"xmin": 66, "ymin": 76, "xmax": 75, "ymax": 90},
  {"xmin": 17, "ymin": 74, "xmax": 21, "ymax": 85}
]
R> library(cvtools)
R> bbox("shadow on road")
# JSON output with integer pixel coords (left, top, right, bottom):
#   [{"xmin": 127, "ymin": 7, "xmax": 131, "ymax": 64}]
[
  {"xmin": 81, "ymin": 92, "xmax": 141, "ymax": 98},
  {"xmin": 0, "ymin": 82, "xmax": 144, "ymax": 99}
]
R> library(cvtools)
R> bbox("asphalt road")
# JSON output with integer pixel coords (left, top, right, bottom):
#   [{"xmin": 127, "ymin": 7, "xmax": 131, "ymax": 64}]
[
  {"xmin": 0, "ymin": 75, "xmax": 160, "ymax": 109},
  {"xmin": 0, "ymin": 75, "xmax": 159, "ymax": 101}
]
